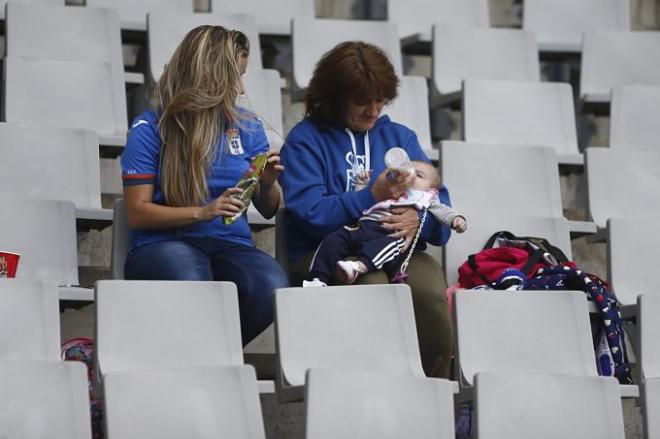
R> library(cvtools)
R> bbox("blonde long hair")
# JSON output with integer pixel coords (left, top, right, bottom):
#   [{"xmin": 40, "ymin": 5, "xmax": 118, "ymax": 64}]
[{"xmin": 154, "ymin": 25, "xmax": 249, "ymax": 207}]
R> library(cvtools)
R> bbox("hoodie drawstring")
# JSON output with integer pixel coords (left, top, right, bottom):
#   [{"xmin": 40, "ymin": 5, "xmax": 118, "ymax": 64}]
[{"xmin": 345, "ymin": 128, "xmax": 370, "ymax": 189}]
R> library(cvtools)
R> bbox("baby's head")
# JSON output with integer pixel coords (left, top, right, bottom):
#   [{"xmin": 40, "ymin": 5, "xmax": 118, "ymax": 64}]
[{"xmin": 411, "ymin": 161, "xmax": 441, "ymax": 191}]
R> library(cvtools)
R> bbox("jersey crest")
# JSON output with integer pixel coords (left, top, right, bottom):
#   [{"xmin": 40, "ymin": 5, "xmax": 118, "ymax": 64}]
[{"xmin": 226, "ymin": 128, "xmax": 244, "ymax": 155}]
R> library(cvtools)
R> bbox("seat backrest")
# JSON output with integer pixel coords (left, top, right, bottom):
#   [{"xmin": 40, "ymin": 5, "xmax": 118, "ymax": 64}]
[
  {"xmin": 383, "ymin": 75, "xmax": 434, "ymax": 156},
  {"xmin": 304, "ymin": 368, "xmax": 455, "ymax": 439},
  {"xmin": 6, "ymin": 3, "xmax": 123, "ymax": 72},
  {"xmin": 607, "ymin": 218, "xmax": 658, "ymax": 306},
  {"xmin": 241, "ymin": 69, "xmax": 284, "ymax": 150},
  {"xmin": 462, "ymin": 79, "xmax": 579, "ymax": 157},
  {"xmin": 274, "ymin": 208, "xmax": 289, "ymax": 275},
  {"xmin": 0, "ymin": 361, "xmax": 92, "ymax": 439},
  {"xmin": 95, "ymin": 280, "xmax": 244, "ymax": 376},
  {"xmin": 585, "ymin": 148, "xmax": 660, "ymax": 228},
  {"xmin": 3, "ymin": 56, "xmax": 127, "ymax": 139},
  {"xmin": 581, "ymin": 31, "xmax": 660, "ymax": 102},
  {"xmin": 443, "ymin": 215, "xmax": 571, "ymax": 286},
  {"xmin": 104, "ymin": 365, "xmax": 265, "ymax": 439},
  {"xmin": 440, "ymin": 141, "xmax": 563, "ymax": 218},
  {"xmin": 147, "ymin": 11, "xmax": 262, "ymax": 82},
  {"xmin": 275, "ymin": 284, "xmax": 425, "ymax": 390},
  {"xmin": 211, "ymin": 0, "xmax": 314, "ymax": 35},
  {"xmin": 0, "ymin": 279, "xmax": 60, "ymax": 361},
  {"xmin": 292, "ymin": 18, "xmax": 402, "ymax": 90},
  {"xmin": 432, "ymin": 26, "xmax": 539, "ymax": 95},
  {"xmin": 110, "ymin": 199, "xmax": 128, "ymax": 280},
  {"xmin": 388, "ymin": 0, "xmax": 489, "ymax": 40},
  {"xmin": 610, "ymin": 85, "xmax": 660, "ymax": 150},
  {"xmin": 455, "ymin": 290, "xmax": 596, "ymax": 386},
  {"xmin": 475, "ymin": 372, "xmax": 625, "ymax": 439},
  {"xmin": 0, "ymin": 123, "xmax": 102, "ymax": 209},
  {"xmin": 86, "ymin": 0, "xmax": 192, "ymax": 31},
  {"xmin": 0, "ymin": 200, "xmax": 78, "ymax": 286},
  {"xmin": 644, "ymin": 378, "xmax": 660, "ymax": 439},
  {"xmin": 639, "ymin": 294, "xmax": 660, "ymax": 379},
  {"xmin": 0, "ymin": 0, "xmax": 62, "ymax": 19},
  {"xmin": 523, "ymin": 0, "xmax": 629, "ymax": 52}
]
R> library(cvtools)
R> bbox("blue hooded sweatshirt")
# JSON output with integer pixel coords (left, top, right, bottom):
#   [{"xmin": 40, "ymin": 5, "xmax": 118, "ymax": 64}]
[{"xmin": 279, "ymin": 115, "xmax": 452, "ymax": 263}]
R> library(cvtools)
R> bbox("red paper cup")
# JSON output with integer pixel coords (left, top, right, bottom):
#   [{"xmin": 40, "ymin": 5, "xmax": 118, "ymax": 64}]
[{"xmin": 0, "ymin": 251, "xmax": 20, "ymax": 278}]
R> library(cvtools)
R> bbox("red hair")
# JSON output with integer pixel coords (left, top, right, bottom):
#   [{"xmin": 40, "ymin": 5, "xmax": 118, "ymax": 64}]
[{"xmin": 305, "ymin": 41, "xmax": 399, "ymax": 125}]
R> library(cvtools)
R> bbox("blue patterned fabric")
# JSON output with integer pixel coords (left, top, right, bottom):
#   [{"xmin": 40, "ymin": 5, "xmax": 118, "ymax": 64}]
[{"xmin": 526, "ymin": 265, "xmax": 634, "ymax": 385}]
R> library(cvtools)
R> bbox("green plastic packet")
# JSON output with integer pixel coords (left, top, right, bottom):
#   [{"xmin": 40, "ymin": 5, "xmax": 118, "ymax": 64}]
[{"xmin": 224, "ymin": 153, "xmax": 268, "ymax": 225}]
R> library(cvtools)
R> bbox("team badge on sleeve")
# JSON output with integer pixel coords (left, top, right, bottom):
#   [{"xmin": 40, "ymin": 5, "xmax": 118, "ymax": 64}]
[{"xmin": 226, "ymin": 128, "xmax": 244, "ymax": 155}]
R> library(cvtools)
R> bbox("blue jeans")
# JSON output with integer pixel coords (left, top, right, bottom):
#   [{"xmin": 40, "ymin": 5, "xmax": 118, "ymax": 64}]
[{"xmin": 124, "ymin": 237, "xmax": 289, "ymax": 345}]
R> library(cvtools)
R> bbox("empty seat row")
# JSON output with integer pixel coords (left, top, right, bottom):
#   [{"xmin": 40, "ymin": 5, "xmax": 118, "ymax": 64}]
[
  {"xmin": 1, "ymin": 359, "xmax": 640, "ymax": 439},
  {"xmin": 0, "ymin": 0, "xmax": 314, "ymax": 34},
  {"xmin": 387, "ymin": 0, "xmax": 630, "ymax": 55},
  {"xmin": 4, "ymin": 278, "xmax": 659, "ymax": 437},
  {"xmin": 0, "ymin": 0, "xmax": 634, "ymax": 50},
  {"xmin": 3, "ymin": 278, "xmax": 645, "ymax": 395}
]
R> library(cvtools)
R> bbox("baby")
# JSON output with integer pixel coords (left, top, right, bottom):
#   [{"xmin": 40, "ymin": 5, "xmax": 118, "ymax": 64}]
[{"xmin": 304, "ymin": 160, "xmax": 466, "ymax": 287}]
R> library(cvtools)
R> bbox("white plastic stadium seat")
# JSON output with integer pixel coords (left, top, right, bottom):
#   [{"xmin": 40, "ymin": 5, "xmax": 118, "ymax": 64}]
[
  {"xmin": 585, "ymin": 148, "xmax": 660, "ymax": 228},
  {"xmin": 241, "ymin": 69, "xmax": 285, "ymax": 151},
  {"xmin": 0, "ymin": 361, "xmax": 92, "ymax": 439},
  {"xmin": 147, "ymin": 11, "xmax": 262, "ymax": 83},
  {"xmin": 432, "ymin": 26, "xmax": 539, "ymax": 105},
  {"xmin": 0, "ymin": 279, "xmax": 61, "ymax": 361},
  {"xmin": 462, "ymin": 79, "xmax": 582, "ymax": 165},
  {"xmin": 443, "ymin": 215, "xmax": 571, "ymax": 287},
  {"xmin": 5, "ymin": 3, "xmax": 140, "ymax": 85},
  {"xmin": 0, "ymin": 200, "xmax": 91, "ymax": 301},
  {"xmin": 610, "ymin": 85, "xmax": 660, "ymax": 150},
  {"xmin": 0, "ymin": 0, "xmax": 62, "ymax": 20},
  {"xmin": 96, "ymin": 281, "xmax": 244, "ymax": 378},
  {"xmin": 440, "ymin": 141, "xmax": 595, "ymax": 236},
  {"xmin": 607, "ymin": 219, "xmax": 658, "ymax": 307},
  {"xmin": 639, "ymin": 294, "xmax": 660, "ymax": 380},
  {"xmin": 476, "ymin": 372, "xmax": 625, "ymax": 439},
  {"xmin": 581, "ymin": 31, "xmax": 660, "ymax": 103},
  {"xmin": 304, "ymin": 369, "xmax": 455, "ymax": 439},
  {"xmin": 644, "ymin": 378, "xmax": 660, "ymax": 439},
  {"xmin": 0, "ymin": 123, "xmax": 111, "ymax": 226},
  {"xmin": 3, "ymin": 56, "xmax": 127, "ymax": 153},
  {"xmin": 292, "ymin": 18, "xmax": 402, "ymax": 93},
  {"xmin": 387, "ymin": 0, "xmax": 489, "ymax": 42},
  {"xmin": 86, "ymin": 0, "xmax": 192, "ymax": 32},
  {"xmin": 383, "ymin": 75, "xmax": 435, "ymax": 160},
  {"xmin": 454, "ymin": 290, "xmax": 596, "ymax": 388},
  {"xmin": 523, "ymin": 0, "xmax": 630, "ymax": 53},
  {"xmin": 274, "ymin": 284, "xmax": 425, "ymax": 402},
  {"xmin": 211, "ymin": 0, "xmax": 314, "ymax": 35},
  {"xmin": 104, "ymin": 365, "xmax": 265, "ymax": 439}
]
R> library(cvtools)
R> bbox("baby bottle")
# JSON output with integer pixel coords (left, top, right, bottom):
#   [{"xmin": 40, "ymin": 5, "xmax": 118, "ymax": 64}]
[{"xmin": 384, "ymin": 147, "xmax": 414, "ymax": 179}]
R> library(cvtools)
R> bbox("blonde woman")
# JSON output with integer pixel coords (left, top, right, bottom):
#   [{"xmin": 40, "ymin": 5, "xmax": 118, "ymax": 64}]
[{"xmin": 120, "ymin": 26, "xmax": 287, "ymax": 345}]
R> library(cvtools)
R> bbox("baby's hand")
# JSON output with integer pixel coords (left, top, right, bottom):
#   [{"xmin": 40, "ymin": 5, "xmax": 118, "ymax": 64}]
[
  {"xmin": 355, "ymin": 169, "xmax": 372, "ymax": 186},
  {"xmin": 452, "ymin": 216, "xmax": 467, "ymax": 233}
]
